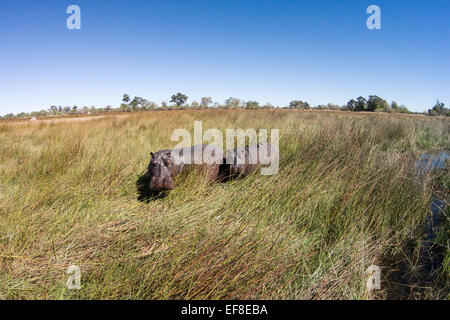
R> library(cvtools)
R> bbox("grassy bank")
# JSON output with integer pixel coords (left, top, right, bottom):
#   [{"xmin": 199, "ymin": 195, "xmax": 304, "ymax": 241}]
[{"xmin": 0, "ymin": 109, "xmax": 448, "ymax": 299}]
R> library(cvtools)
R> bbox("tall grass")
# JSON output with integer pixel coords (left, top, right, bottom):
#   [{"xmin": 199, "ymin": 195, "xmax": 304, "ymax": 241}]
[{"xmin": 0, "ymin": 110, "xmax": 448, "ymax": 299}]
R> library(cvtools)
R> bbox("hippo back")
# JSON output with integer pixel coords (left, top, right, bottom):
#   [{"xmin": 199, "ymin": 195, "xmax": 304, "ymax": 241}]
[
  {"xmin": 225, "ymin": 143, "xmax": 278, "ymax": 177},
  {"xmin": 170, "ymin": 144, "xmax": 223, "ymax": 168}
]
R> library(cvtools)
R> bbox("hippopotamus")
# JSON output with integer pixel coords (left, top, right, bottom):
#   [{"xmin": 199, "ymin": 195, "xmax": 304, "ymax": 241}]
[
  {"xmin": 147, "ymin": 144, "xmax": 224, "ymax": 192},
  {"xmin": 223, "ymin": 143, "xmax": 279, "ymax": 178}
]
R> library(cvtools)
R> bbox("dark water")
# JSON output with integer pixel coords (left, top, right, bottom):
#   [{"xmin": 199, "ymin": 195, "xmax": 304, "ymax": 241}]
[
  {"xmin": 416, "ymin": 150, "xmax": 449, "ymax": 174},
  {"xmin": 424, "ymin": 198, "xmax": 445, "ymax": 241},
  {"xmin": 385, "ymin": 150, "xmax": 449, "ymax": 299},
  {"xmin": 417, "ymin": 150, "xmax": 448, "ymax": 242},
  {"xmin": 416, "ymin": 150, "xmax": 448, "ymax": 286}
]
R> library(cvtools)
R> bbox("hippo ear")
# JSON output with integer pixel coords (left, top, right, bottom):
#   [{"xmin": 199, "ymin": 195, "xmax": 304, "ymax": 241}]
[
  {"xmin": 150, "ymin": 152, "xmax": 154, "ymax": 158},
  {"xmin": 165, "ymin": 152, "xmax": 171, "ymax": 158}
]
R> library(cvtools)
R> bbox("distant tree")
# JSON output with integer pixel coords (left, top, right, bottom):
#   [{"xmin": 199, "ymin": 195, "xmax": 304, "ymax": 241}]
[
  {"xmin": 314, "ymin": 103, "xmax": 340, "ymax": 111},
  {"xmin": 289, "ymin": 100, "xmax": 310, "ymax": 109},
  {"xmin": 128, "ymin": 97, "xmax": 144, "ymax": 110},
  {"xmin": 49, "ymin": 105, "xmax": 58, "ymax": 114},
  {"xmin": 140, "ymin": 99, "xmax": 148, "ymax": 109},
  {"xmin": 327, "ymin": 103, "xmax": 340, "ymax": 110},
  {"xmin": 398, "ymin": 105, "xmax": 409, "ymax": 113},
  {"xmin": 120, "ymin": 103, "xmax": 130, "ymax": 112},
  {"xmin": 355, "ymin": 96, "xmax": 367, "ymax": 111},
  {"xmin": 391, "ymin": 101, "xmax": 399, "ymax": 110},
  {"xmin": 191, "ymin": 100, "xmax": 199, "ymax": 109},
  {"xmin": 129, "ymin": 100, "xmax": 137, "ymax": 110},
  {"xmin": 366, "ymin": 95, "xmax": 390, "ymax": 112},
  {"xmin": 134, "ymin": 97, "xmax": 144, "ymax": 105},
  {"xmin": 345, "ymin": 96, "xmax": 367, "ymax": 111},
  {"xmin": 390, "ymin": 101, "xmax": 410, "ymax": 114},
  {"xmin": 161, "ymin": 101, "xmax": 168, "ymax": 109},
  {"xmin": 366, "ymin": 96, "xmax": 378, "ymax": 112},
  {"xmin": 200, "ymin": 97, "xmax": 213, "ymax": 108},
  {"xmin": 142, "ymin": 101, "xmax": 157, "ymax": 110},
  {"xmin": 123, "ymin": 94, "xmax": 130, "ymax": 103},
  {"xmin": 347, "ymin": 96, "xmax": 412, "ymax": 113},
  {"xmin": 224, "ymin": 97, "xmax": 241, "ymax": 109},
  {"xmin": 170, "ymin": 93, "xmax": 188, "ymax": 107},
  {"xmin": 428, "ymin": 99, "xmax": 449, "ymax": 116},
  {"xmin": 346, "ymin": 99, "xmax": 357, "ymax": 111},
  {"xmin": 246, "ymin": 101, "xmax": 260, "ymax": 109},
  {"xmin": 32, "ymin": 110, "xmax": 48, "ymax": 117}
]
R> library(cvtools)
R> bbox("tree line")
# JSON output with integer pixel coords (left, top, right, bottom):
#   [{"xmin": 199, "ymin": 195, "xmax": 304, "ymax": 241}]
[{"xmin": 1, "ymin": 93, "xmax": 448, "ymax": 119}]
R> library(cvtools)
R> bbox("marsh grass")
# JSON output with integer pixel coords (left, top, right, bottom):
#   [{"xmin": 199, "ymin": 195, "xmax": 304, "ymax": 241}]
[{"xmin": 0, "ymin": 109, "xmax": 448, "ymax": 299}]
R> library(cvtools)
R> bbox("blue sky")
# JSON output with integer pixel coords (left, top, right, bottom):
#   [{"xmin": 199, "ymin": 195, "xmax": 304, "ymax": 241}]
[{"xmin": 0, "ymin": 0, "xmax": 449, "ymax": 115}]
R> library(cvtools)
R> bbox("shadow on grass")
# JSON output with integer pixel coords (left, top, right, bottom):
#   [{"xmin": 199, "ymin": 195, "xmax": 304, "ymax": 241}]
[
  {"xmin": 218, "ymin": 163, "xmax": 257, "ymax": 183},
  {"xmin": 136, "ymin": 172, "xmax": 166, "ymax": 203},
  {"xmin": 136, "ymin": 164, "xmax": 247, "ymax": 203}
]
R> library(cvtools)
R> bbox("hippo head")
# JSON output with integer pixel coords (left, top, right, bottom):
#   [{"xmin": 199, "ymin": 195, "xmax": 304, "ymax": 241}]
[{"xmin": 147, "ymin": 151, "xmax": 176, "ymax": 191}]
